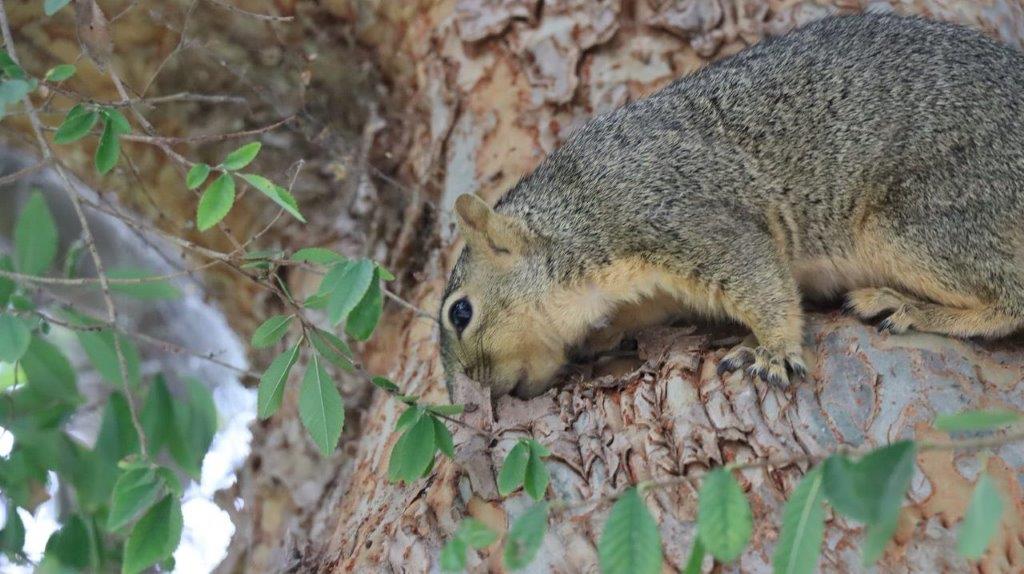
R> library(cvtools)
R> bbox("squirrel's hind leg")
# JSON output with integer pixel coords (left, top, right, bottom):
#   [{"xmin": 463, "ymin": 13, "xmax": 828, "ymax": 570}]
[{"xmin": 846, "ymin": 287, "xmax": 1022, "ymax": 338}]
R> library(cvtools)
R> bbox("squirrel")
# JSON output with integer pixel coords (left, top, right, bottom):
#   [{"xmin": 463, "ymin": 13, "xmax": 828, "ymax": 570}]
[{"xmin": 439, "ymin": 13, "xmax": 1024, "ymax": 399}]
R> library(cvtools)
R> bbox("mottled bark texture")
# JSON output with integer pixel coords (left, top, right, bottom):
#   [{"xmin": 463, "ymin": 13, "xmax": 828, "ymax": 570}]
[{"xmin": 227, "ymin": 1, "xmax": 1024, "ymax": 572}]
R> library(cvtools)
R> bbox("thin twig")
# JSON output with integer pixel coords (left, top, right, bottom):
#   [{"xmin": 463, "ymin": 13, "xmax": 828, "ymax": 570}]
[
  {"xmin": 29, "ymin": 308, "xmax": 258, "ymax": 379},
  {"xmin": 137, "ymin": 91, "xmax": 247, "ymax": 105},
  {"xmin": 44, "ymin": 84, "xmax": 246, "ymax": 108},
  {"xmin": 0, "ymin": 260, "xmax": 220, "ymax": 286},
  {"xmin": 140, "ymin": 0, "xmax": 199, "ymax": 97},
  {"xmin": 0, "ymin": 160, "xmax": 49, "ymax": 186},
  {"xmin": 0, "ymin": 0, "xmax": 149, "ymax": 459},
  {"xmin": 384, "ymin": 287, "xmax": 437, "ymax": 323},
  {"xmin": 122, "ymin": 115, "xmax": 293, "ymax": 145},
  {"xmin": 109, "ymin": 0, "xmax": 146, "ymax": 22},
  {"xmin": 205, "ymin": 0, "xmax": 294, "ymax": 22}
]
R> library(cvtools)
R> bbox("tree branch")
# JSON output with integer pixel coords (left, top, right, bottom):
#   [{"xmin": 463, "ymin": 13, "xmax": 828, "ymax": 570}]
[{"xmin": 0, "ymin": 0, "xmax": 149, "ymax": 459}]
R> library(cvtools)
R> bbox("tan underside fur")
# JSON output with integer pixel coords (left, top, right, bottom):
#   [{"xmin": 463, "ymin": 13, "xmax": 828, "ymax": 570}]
[
  {"xmin": 535, "ymin": 258, "xmax": 748, "ymax": 357},
  {"xmin": 535, "ymin": 230, "xmax": 1004, "ymax": 361}
]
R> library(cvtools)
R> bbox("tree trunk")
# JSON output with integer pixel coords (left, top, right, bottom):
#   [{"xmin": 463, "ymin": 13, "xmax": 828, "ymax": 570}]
[{"xmin": 225, "ymin": 1, "xmax": 1024, "ymax": 572}]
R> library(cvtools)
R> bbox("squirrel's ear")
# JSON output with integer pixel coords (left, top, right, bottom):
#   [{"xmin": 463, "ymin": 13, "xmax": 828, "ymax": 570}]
[{"xmin": 454, "ymin": 194, "xmax": 534, "ymax": 260}]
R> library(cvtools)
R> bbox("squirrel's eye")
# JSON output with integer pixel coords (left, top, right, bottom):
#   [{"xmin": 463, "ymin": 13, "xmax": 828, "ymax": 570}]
[{"xmin": 449, "ymin": 298, "xmax": 473, "ymax": 333}]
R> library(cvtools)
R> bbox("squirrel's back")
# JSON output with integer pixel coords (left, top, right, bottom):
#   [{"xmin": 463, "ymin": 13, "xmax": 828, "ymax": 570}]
[{"xmin": 493, "ymin": 13, "xmax": 1024, "ymax": 275}]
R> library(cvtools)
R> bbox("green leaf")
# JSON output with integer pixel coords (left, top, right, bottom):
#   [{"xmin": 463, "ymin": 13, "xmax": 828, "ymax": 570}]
[
  {"xmin": 292, "ymin": 247, "xmax": 344, "ymax": 265},
  {"xmin": 935, "ymin": 410, "xmax": 1022, "ymax": 433},
  {"xmin": 0, "ymin": 503, "xmax": 25, "ymax": 557},
  {"xmin": 95, "ymin": 120, "xmax": 119, "ymax": 175},
  {"xmin": 82, "ymin": 393, "xmax": 140, "ymax": 508},
  {"xmin": 14, "ymin": 191, "xmax": 58, "ymax": 276},
  {"xmin": 327, "ymin": 260, "xmax": 374, "ymax": 326},
  {"xmin": 395, "ymin": 405, "xmax": 424, "ymax": 433},
  {"xmin": 221, "ymin": 142, "xmax": 261, "ymax": 170},
  {"xmin": 0, "ymin": 79, "xmax": 31, "ymax": 105},
  {"xmin": 239, "ymin": 173, "xmax": 306, "ymax": 223},
  {"xmin": 440, "ymin": 536, "xmax": 467, "ymax": 572},
  {"xmin": 258, "ymin": 344, "xmax": 300, "ymax": 419},
  {"xmin": 168, "ymin": 379, "xmax": 217, "ymax": 479},
  {"xmin": 0, "ymin": 51, "xmax": 23, "ymax": 79},
  {"xmin": 196, "ymin": 173, "xmax": 235, "ymax": 231},
  {"xmin": 141, "ymin": 376, "xmax": 174, "ymax": 455},
  {"xmin": 346, "ymin": 269, "xmax": 383, "ymax": 341},
  {"xmin": 598, "ymin": 487, "xmax": 662, "ymax": 574},
  {"xmin": 863, "ymin": 519, "xmax": 899, "ymax": 567},
  {"xmin": 387, "ymin": 413, "xmax": 436, "ymax": 483},
  {"xmin": 107, "ymin": 467, "xmax": 163, "ymax": 531},
  {"xmin": 19, "ymin": 335, "xmax": 78, "ymax": 401},
  {"xmin": 43, "ymin": 514, "xmax": 91, "ymax": 569},
  {"xmin": 0, "ymin": 447, "xmax": 48, "ymax": 509},
  {"xmin": 121, "ymin": 495, "xmax": 183, "ymax": 574},
  {"xmin": 44, "ymin": 64, "xmax": 76, "ymax": 82},
  {"xmin": 503, "ymin": 502, "xmax": 549, "ymax": 570},
  {"xmin": 426, "ymin": 404, "xmax": 464, "ymax": 416},
  {"xmin": 186, "ymin": 163, "xmax": 211, "ymax": 190},
  {"xmin": 54, "ymin": 107, "xmax": 98, "ymax": 144},
  {"xmin": 303, "ymin": 293, "xmax": 328, "ymax": 309},
  {"xmin": 107, "ymin": 266, "xmax": 181, "ymax": 300},
  {"xmin": 433, "ymin": 417, "xmax": 455, "ymax": 459},
  {"xmin": 306, "ymin": 262, "xmax": 349, "ymax": 309},
  {"xmin": 372, "ymin": 376, "xmax": 399, "ymax": 393},
  {"xmin": 773, "ymin": 466, "xmax": 826, "ymax": 574},
  {"xmin": 61, "ymin": 239, "xmax": 84, "ymax": 279},
  {"xmin": 0, "ymin": 314, "xmax": 31, "ymax": 363},
  {"xmin": 308, "ymin": 328, "xmax": 353, "ymax": 370},
  {"xmin": 251, "ymin": 314, "xmax": 293, "ymax": 349},
  {"xmin": 156, "ymin": 467, "xmax": 182, "ymax": 497},
  {"xmin": 44, "ymin": 0, "xmax": 72, "ymax": 16},
  {"xmin": 823, "ymin": 441, "xmax": 916, "ymax": 526},
  {"xmin": 76, "ymin": 328, "xmax": 142, "ymax": 389},
  {"xmin": 682, "ymin": 538, "xmax": 705, "ymax": 574},
  {"xmin": 528, "ymin": 439, "xmax": 551, "ymax": 457},
  {"xmin": 298, "ymin": 355, "xmax": 344, "ymax": 456},
  {"xmin": 696, "ymin": 468, "xmax": 752, "ymax": 563},
  {"xmin": 497, "ymin": 441, "xmax": 530, "ymax": 497},
  {"xmin": 957, "ymin": 473, "xmax": 1004, "ymax": 559},
  {"xmin": 458, "ymin": 518, "xmax": 497, "ymax": 549},
  {"xmin": 377, "ymin": 264, "xmax": 395, "ymax": 281},
  {"xmin": 522, "ymin": 443, "xmax": 549, "ymax": 501},
  {"xmin": 104, "ymin": 109, "xmax": 131, "ymax": 135},
  {"xmin": 0, "ymin": 256, "xmax": 14, "ymax": 307},
  {"xmin": 95, "ymin": 392, "xmax": 141, "ymax": 460},
  {"xmin": 822, "ymin": 456, "xmax": 868, "ymax": 522},
  {"xmin": 8, "ymin": 293, "xmax": 33, "ymax": 312},
  {"xmin": 440, "ymin": 518, "xmax": 499, "ymax": 572},
  {"xmin": 822, "ymin": 442, "xmax": 917, "ymax": 565}
]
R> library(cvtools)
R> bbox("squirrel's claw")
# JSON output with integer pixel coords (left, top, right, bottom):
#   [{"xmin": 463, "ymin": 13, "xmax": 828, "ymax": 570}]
[
  {"xmin": 719, "ymin": 344, "xmax": 807, "ymax": 388},
  {"xmin": 717, "ymin": 345, "xmax": 755, "ymax": 376},
  {"xmin": 876, "ymin": 310, "xmax": 912, "ymax": 335}
]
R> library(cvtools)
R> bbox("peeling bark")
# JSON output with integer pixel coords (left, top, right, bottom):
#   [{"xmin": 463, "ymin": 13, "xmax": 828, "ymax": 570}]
[{"xmin": 228, "ymin": 1, "xmax": 1024, "ymax": 572}]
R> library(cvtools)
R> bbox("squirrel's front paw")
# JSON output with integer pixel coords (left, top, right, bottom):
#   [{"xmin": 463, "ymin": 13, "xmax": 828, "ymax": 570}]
[{"xmin": 717, "ymin": 345, "xmax": 807, "ymax": 387}]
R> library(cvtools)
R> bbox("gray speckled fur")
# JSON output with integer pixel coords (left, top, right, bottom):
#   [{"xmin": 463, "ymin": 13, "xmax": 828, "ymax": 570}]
[{"xmin": 441, "ymin": 13, "xmax": 1024, "ymax": 394}]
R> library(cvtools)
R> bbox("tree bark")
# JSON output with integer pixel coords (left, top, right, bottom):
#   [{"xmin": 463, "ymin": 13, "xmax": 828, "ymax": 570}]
[{"xmin": 226, "ymin": 1, "xmax": 1024, "ymax": 572}]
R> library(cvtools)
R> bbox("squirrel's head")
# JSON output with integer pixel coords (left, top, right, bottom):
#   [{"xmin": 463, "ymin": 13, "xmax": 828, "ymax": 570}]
[{"xmin": 439, "ymin": 194, "xmax": 567, "ymax": 399}]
